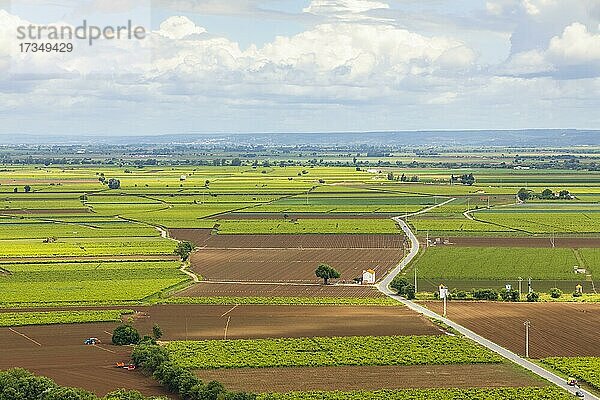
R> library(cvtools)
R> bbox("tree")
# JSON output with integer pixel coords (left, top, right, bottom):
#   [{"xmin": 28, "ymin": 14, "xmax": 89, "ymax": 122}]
[
  {"xmin": 107, "ymin": 178, "xmax": 121, "ymax": 189},
  {"xmin": 315, "ymin": 263, "xmax": 340, "ymax": 285},
  {"xmin": 541, "ymin": 188, "xmax": 554, "ymax": 199},
  {"xmin": 112, "ymin": 324, "xmax": 141, "ymax": 345},
  {"xmin": 517, "ymin": 188, "xmax": 530, "ymax": 201},
  {"xmin": 549, "ymin": 288, "xmax": 563, "ymax": 299},
  {"xmin": 500, "ymin": 288, "xmax": 520, "ymax": 302},
  {"xmin": 152, "ymin": 324, "xmax": 163, "ymax": 340},
  {"xmin": 24, "ymin": 185, "xmax": 31, "ymax": 193},
  {"xmin": 174, "ymin": 241, "xmax": 194, "ymax": 261},
  {"xmin": 231, "ymin": 158, "xmax": 242, "ymax": 166},
  {"xmin": 526, "ymin": 291, "xmax": 540, "ymax": 302},
  {"xmin": 390, "ymin": 276, "xmax": 416, "ymax": 299}
]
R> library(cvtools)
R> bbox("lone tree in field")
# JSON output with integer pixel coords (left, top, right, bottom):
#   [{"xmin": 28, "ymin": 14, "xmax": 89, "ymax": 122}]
[
  {"xmin": 175, "ymin": 241, "xmax": 195, "ymax": 261},
  {"xmin": 315, "ymin": 264, "xmax": 340, "ymax": 285},
  {"xmin": 152, "ymin": 324, "xmax": 163, "ymax": 340}
]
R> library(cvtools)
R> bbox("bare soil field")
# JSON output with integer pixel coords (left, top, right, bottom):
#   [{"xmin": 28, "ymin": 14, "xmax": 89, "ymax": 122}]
[
  {"xmin": 190, "ymin": 248, "xmax": 402, "ymax": 283},
  {"xmin": 421, "ymin": 236, "xmax": 600, "ymax": 248},
  {"xmin": 175, "ymin": 282, "xmax": 386, "ymax": 298},
  {"xmin": 128, "ymin": 304, "xmax": 441, "ymax": 340},
  {"xmin": 196, "ymin": 364, "xmax": 545, "ymax": 392},
  {"xmin": 169, "ymin": 228, "xmax": 213, "ymax": 246},
  {"xmin": 0, "ymin": 323, "xmax": 169, "ymax": 397},
  {"xmin": 423, "ymin": 301, "xmax": 600, "ymax": 358},
  {"xmin": 202, "ymin": 233, "xmax": 404, "ymax": 249}
]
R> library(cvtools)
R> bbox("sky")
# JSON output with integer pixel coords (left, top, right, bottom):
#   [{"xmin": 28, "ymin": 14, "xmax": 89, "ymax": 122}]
[{"xmin": 0, "ymin": 0, "xmax": 599, "ymax": 135}]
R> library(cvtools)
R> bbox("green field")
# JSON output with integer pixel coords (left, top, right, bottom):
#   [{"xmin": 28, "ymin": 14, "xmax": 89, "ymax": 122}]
[
  {"xmin": 0, "ymin": 261, "xmax": 186, "ymax": 304},
  {"xmin": 258, "ymin": 388, "xmax": 572, "ymax": 400},
  {"xmin": 542, "ymin": 357, "xmax": 600, "ymax": 391},
  {"xmin": 0, "ymin": 309, "xmax": 134, "ymax": 326},
  {"xmin": 410, "ymin": 247, "xmax": 585, "ymax": 280},
  {"xmin": 166, "ymin": 336, "xmax": 502, "ymax": 370}
]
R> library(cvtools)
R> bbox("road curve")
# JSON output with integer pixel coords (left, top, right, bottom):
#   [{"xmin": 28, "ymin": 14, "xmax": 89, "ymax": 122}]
[{"xmin": 377, "ymin": 216, "xmax": 599, "ymax": 400}]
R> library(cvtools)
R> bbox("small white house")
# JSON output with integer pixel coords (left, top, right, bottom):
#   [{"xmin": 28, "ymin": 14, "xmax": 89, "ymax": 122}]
[
  {"xmin": 362, "ymin": 269, "xmax": 376, "ymax": 284},
  {"xmin": 180, "ymin": 175, "xmax": 187, "ymax": 181}
]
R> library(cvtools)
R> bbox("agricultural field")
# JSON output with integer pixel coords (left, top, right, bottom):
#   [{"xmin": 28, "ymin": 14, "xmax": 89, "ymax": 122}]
[
  {"xmin": 0, "ymin": 309, "xmax": 133, "ymax": 326},
  {"xmin": 423, "ymin": 302, "xmax": 600, "ymax": 358},
  {"xmin": 188, "ymin": 233, "xmax": 404, "ymax": 283},
  {"xmin": 165, "ymin": 335, "xmax": 503, "ymax": 369},
  {"xmin": 0, "ymin": 261, "xmax": 186, "ymax": 305},
  {"xmin": 542, "ymin": 357, "xmax": 600, "ymax": 391},
  {"xmin": 1, "ymin": 161, "xmax": 600, "ymax": 399}
]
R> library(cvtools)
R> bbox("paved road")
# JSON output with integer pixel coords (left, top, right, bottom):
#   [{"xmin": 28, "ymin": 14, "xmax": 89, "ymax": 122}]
[{"xmin": 377, "ymin": 217, "xmax": 599, "ymax": 400}]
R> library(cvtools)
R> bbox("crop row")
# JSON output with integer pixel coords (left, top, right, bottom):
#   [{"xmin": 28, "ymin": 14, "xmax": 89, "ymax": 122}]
[
  {"xmin": 257, "ymin": 388, "xmax": 572, "ymax": 400},
  {"xmin": 0, "ymin": 309, "xmax": 134, "ymax": 327},
  {"xmin": 165, "ymin": 335, "xmax": 503, "ymax": 370}
]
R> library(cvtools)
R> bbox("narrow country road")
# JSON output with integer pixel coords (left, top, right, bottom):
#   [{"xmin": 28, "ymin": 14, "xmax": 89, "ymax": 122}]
[{"xmin": 377, "ymin": 217, "xmax": 599, "ymax": 400}]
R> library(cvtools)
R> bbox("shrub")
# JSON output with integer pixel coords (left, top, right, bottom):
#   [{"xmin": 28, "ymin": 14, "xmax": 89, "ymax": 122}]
[
  {"xmin": 573, "ymin": 291, "xmax": 583, "ymax": 297},
  {"xmin": 112, "ymin": 325, "xmax": 141, "ymax": 346},
  {"xmin": 526, "ymin": 292, "xmax": 540, "ymax": 302},
  {"xmin": 390, "ymin": 276, "xmax": 415, "ymax": 299},
  {"xmin": 174, "ymin": 241, "xmax": 195, "ymax": 261},
  {"xmin": 453, "ymin": 290, "xmax": 468, "ymax": 300},
  {"xmin": 472, "ymin": 289, "xmax": 499, "ymax": 301},
  {"xmin": 499, "ymin": 288, "xmax": 520, "ymax": 302},
  {"xmin": 549, "ymin": 288, "xmax": 563, "ymax": 299}
]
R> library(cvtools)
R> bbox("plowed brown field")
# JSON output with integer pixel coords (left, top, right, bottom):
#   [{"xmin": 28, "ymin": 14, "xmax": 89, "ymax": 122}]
[
  {"xmin": 183, "ymin": 233, "xmax": 404, "ymax": 283},
  {"xmin": 196, "ymin": 364, "xmax": 545, "ymax": 392},
  {"xmin": 175, "ymin": 283, "xmax": 385, "ymax": 298},
  {"xmin": 423, "ymin": 301, "xmax": 600, "ymax": 358}
]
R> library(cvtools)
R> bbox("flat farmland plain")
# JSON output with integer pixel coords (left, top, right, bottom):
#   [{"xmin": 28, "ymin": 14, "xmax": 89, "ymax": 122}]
[{"xmin": 423, "ymin": 302, "xmax": 600, "ymax": 358}]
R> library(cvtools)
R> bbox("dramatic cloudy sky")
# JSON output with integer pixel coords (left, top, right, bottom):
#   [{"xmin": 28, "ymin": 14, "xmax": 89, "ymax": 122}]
[{"xmin": 0, "ymin": 0, "xmax": 599, "ymax": 135}]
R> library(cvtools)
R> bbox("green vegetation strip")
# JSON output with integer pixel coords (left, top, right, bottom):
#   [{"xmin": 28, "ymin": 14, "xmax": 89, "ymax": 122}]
[
  {"xmin": 542, "ymin": 357, "xmax": 600, "ymax": 391},
  {"xmin": 257, "ymin": 388, "xmax": 571, "ymax": 400},
  {"xmin": 164, "ymin": 296, "xmax": 399, "ymax": 306},
  {"xmin": 0, "ymin": 309, "xmax": 134, "ymax": 327},
  {"xmin": 166, "ymin": 336, "xmax": 503, "ymax": 369}
]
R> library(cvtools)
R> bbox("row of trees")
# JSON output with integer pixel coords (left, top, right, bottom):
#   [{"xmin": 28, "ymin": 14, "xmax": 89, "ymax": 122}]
[
  {"xmin": 386, "ymin": 172, "xmax": 419, "ymax": 182},
  {"xmin": 517, "ymin": 188, "xmax": 573, "ymax": 201},
  {"xmin": 451, "ymin": 173, "xmax": 475, "ymax": 185},
  {"xmin": 132, "ymin": 345, "xmax": 255, "ymax": 400},
  {"xmin": 0, "ymin": 368, "xmax": 162, "ymax": 400}
]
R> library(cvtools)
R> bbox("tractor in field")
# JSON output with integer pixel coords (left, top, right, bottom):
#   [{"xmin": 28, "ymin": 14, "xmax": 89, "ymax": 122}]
[
  {"xmin": 84, "ymin": 337, "xmax": 100, "ymax": 345},
  {"xmin": 115, "ymin": 362, "xmax": 136, "ymax": 371}
]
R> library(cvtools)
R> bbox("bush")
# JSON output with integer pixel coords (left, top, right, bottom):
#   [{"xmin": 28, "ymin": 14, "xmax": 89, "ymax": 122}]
[
  {"xmin": 453, "ymin": 290, "xmax": 468, "ymax": 300},
  {"xmin": 549, "ymin": 288, "xmax": 563, "ymax": 299},
  {"xmin": 526, "ymin": 292, "xmax": 540, "ymax": 302},
  {"xmin": 472, "ymin": 289, "xmax": 499, "ymax": 301},
  {"xmin": 499, "ymin": 288, "xmax": 520, "ymax": 302},
  {"xmin": 112, "ymin": 325, "xmax": 141, "ymax": 346},
  {"xmin": 390, "ymin": 276, "xmax": 415, "ymax": 299},
  {"xmin": 573, "ymin": 291, "xmax": 583, "ymax": 297}
]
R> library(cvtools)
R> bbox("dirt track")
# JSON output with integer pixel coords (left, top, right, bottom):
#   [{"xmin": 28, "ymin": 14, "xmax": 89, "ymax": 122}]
[
  {"xmin": 196, "ymin": 364, "xmax": 545, "ymax": 392},
  {"xmin": 423, "ymin": 301, "xmax": 600, "ymax": 358},
  {"xmin": 175, "ymin": 283, "xmax": 385, "ymax": 298},
  {"xmin": 422, "ymin": 237, "xmax": 600, "ymax": 248}
]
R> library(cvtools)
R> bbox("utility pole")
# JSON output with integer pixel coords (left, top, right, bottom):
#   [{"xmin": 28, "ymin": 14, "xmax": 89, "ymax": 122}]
[
  {"xmin": 414, "ymin": 265, "xmax": 418, "ymax": 294},
  {"xmin": 524, "ymin": 320, "xmax": 531, "ymax": 358}
]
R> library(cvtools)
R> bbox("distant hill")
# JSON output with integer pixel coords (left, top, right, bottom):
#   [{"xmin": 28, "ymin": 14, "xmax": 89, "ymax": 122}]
[{"xmin": 0, "ymin": 130, "xmax": 598, "ymax": 147}]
